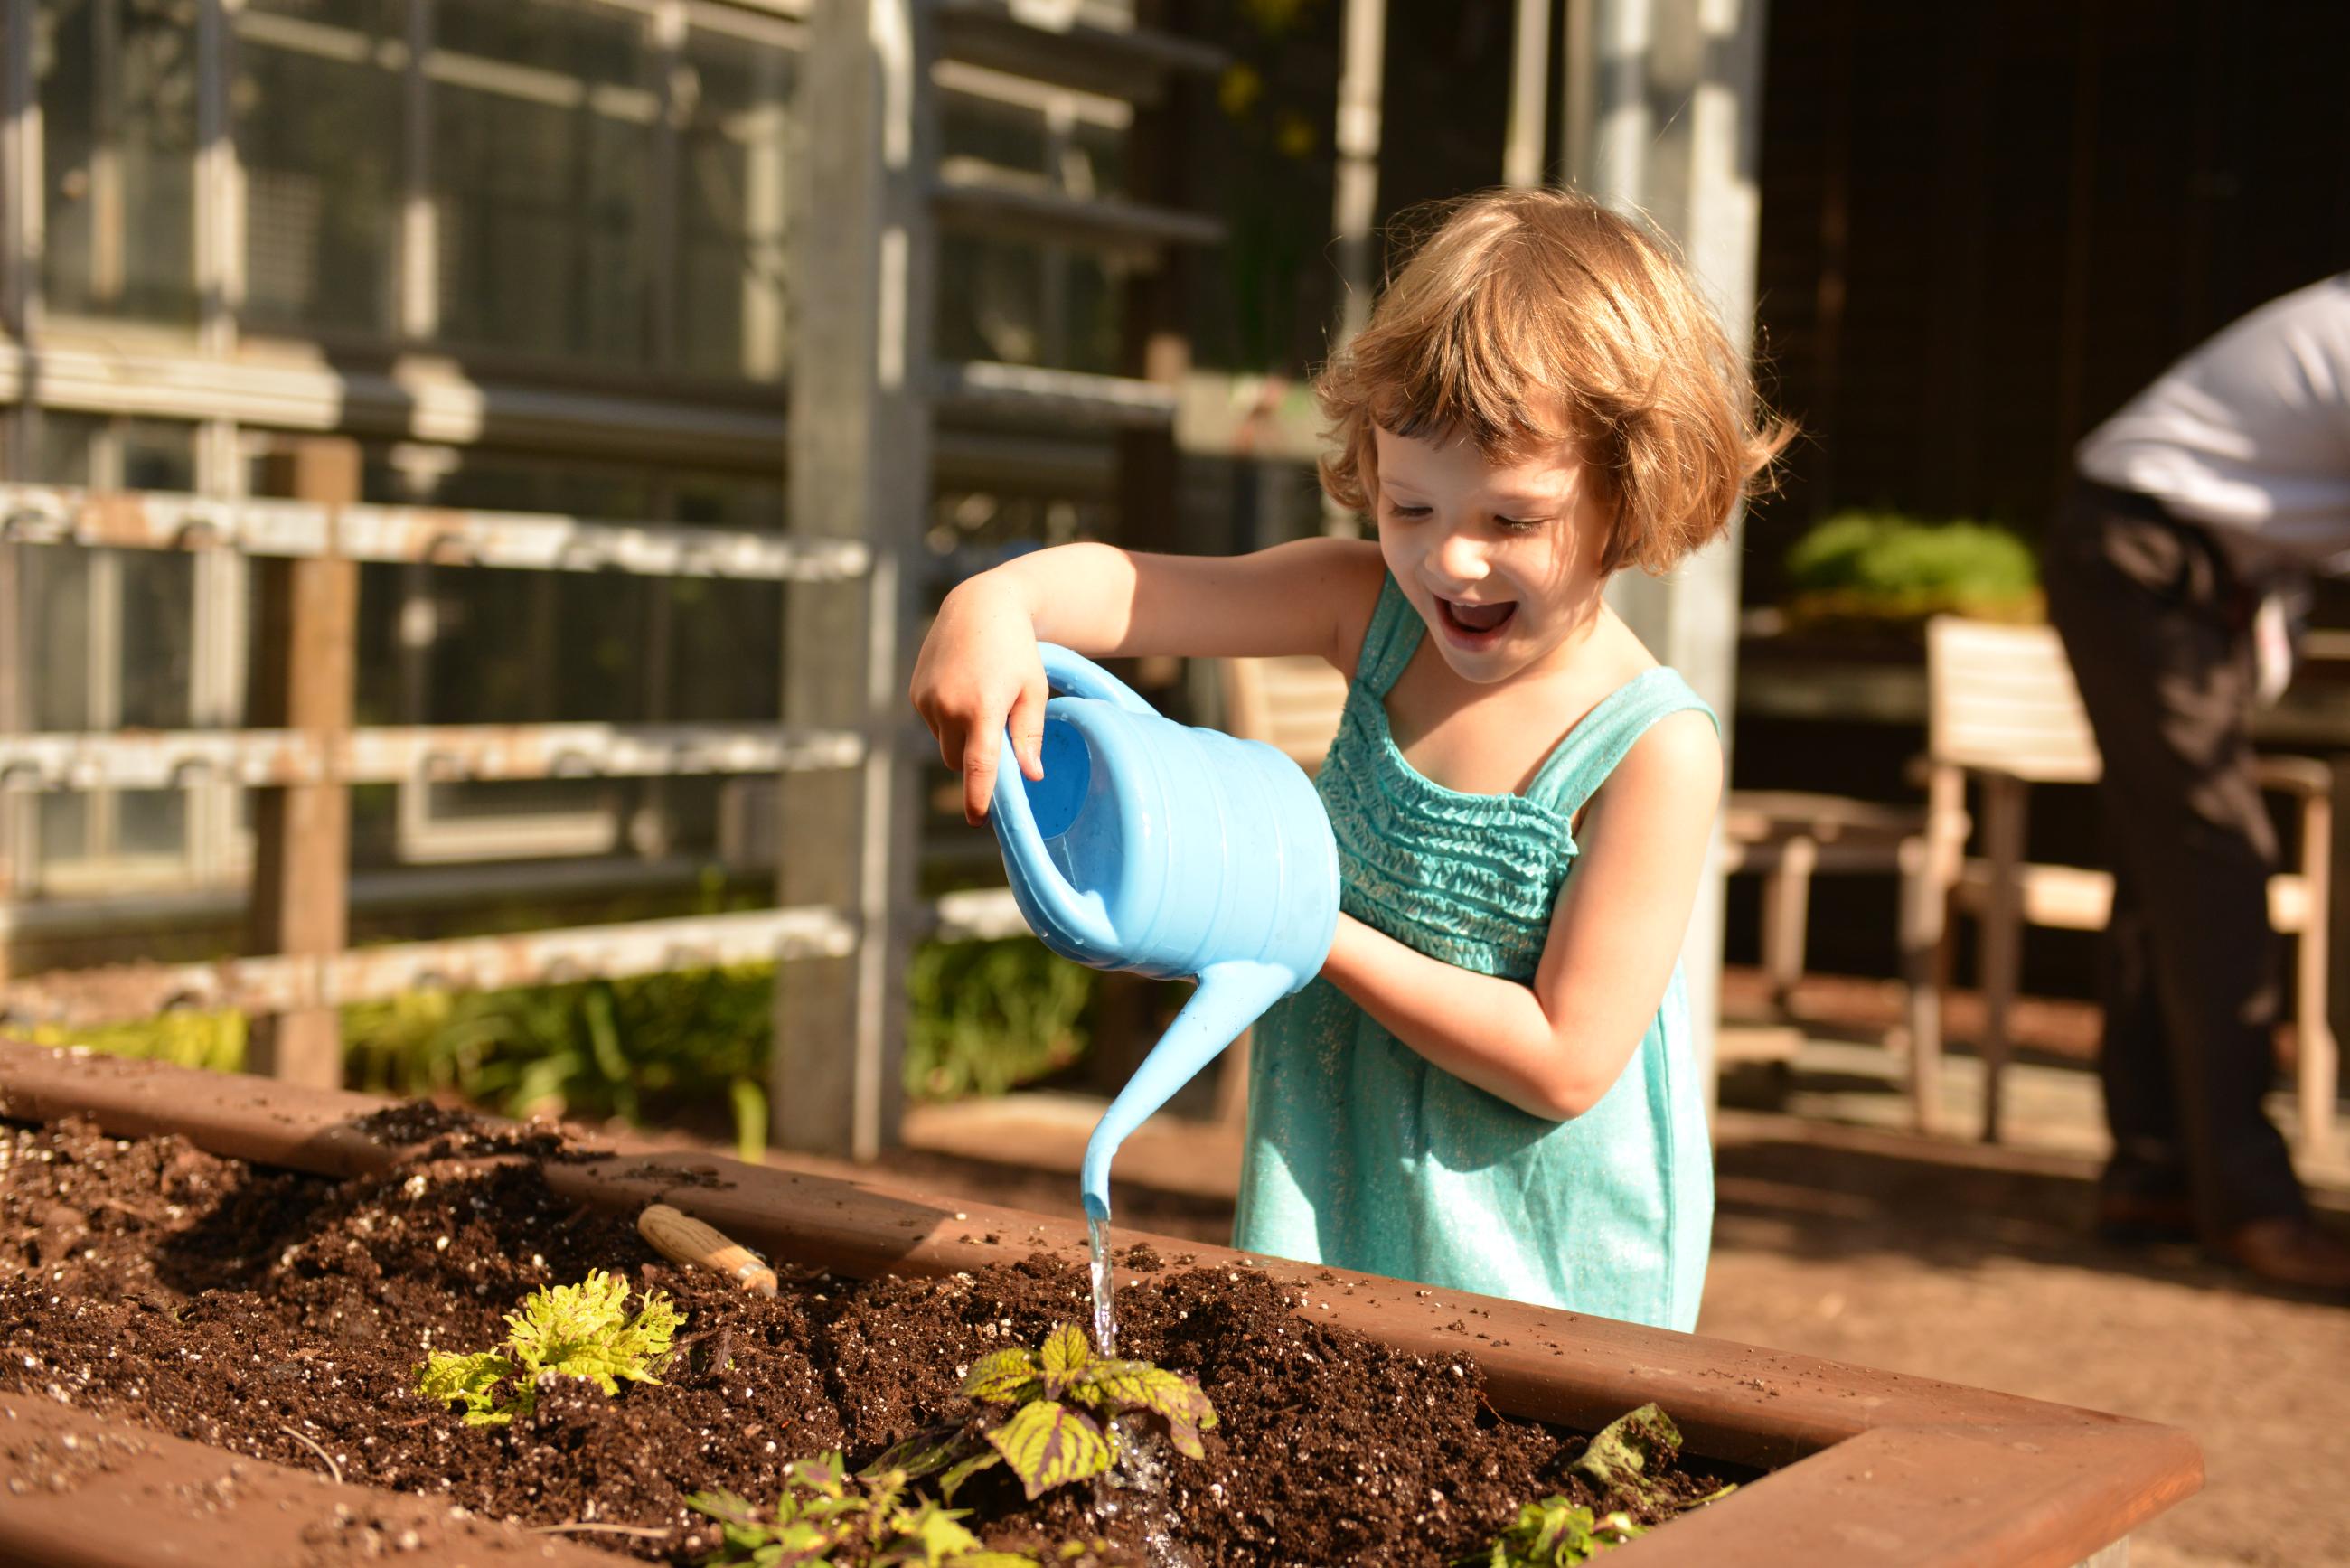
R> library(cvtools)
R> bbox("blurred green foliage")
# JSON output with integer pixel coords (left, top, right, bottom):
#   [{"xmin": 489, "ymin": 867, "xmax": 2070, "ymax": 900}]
[
  {"xmin": 1782, "ymin": 511, "xmax": 2041, "ymax": 624},
  {"xmin": 28, "ymin": 938, "xmax": 1095, "ymax": 1158},
  {"xmin": 906, "ymin": 938, "xmax": 1092, "ymax": 1101},
  {"xmin": 18, "ymin": 1011, "xmax": 246, "ymax": 1074},
  {"xmin": 342, "ymin": 965, "xmax": 774, "ymax": 1158}
]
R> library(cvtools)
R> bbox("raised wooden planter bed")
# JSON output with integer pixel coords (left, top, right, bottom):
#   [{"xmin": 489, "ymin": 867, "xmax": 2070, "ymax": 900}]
[{"xmin": 0, "ymin": 1047, "xmax": 2198, "ymax": 1565}]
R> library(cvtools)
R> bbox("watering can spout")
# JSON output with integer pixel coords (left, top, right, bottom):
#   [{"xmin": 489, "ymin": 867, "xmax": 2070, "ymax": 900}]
[{"xmin": 1080, "ymin": 958, "xmax": 1297, "ymax": 1222}]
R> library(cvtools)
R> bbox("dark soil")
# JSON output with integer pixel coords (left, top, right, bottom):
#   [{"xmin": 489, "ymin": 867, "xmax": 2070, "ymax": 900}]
[{"xmin": 0, "ymin": 1111, "xmax": 1725, "ymax": 1565}]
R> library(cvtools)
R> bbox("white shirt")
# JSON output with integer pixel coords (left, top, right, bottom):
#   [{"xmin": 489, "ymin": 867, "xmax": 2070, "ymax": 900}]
[{"xmin": 2076, "ymin": 275, "xmax": 2350, "ymax": 574}]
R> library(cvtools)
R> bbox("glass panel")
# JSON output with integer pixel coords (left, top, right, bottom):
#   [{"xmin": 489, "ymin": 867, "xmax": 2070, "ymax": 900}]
[
  {"xmin": 1060, "ymin": 249, "xmax": 1125, "ymax": 375},
  {"xmin": 24, "ymin": 408, "xmax": 103, "ymax": 485},
  {"xmin": 432, "ymin": 0, "xmax": 656, "ymax": 363},
  {"xmin": 118, "ymin": 550, "xmax": 194, "ymax": 728},
  {"xmin": 941, "ymin": 89, "xmax": 1049, "ymax": 177},
  {"xmin": 117, "ymin": 790, "xmax": 188, "ymax": 856},
  {"xmin": 18, "ymin": 544, "xmax": 92, "ymax": 733},
  {"xmin": 14, "ymin": 416, "xmax": 201, "ymax": 875},
  {"xmin": 237, "ymin": 0, "xmax": 406, "ymax": 334},
  {"xmin": 663, "ymin": 577, "xmax": 776, "ymax": 721},
  {"xmin": 37, "ymin": 793, "xmax": 89, "ymax": 866},
  {"xmin": 675, "ymin": 19, "xmax": 793, "ymax": 381},
  {"xmin": 1067, "ymin": 117, "xmax": 1128, "ymax": 201},
  {"xmin": 116, "ymin": 417, "xmax": 197, "ymax": 491},
  {"xmin": 936, "ymin": 234, "xmax": 1125, "ymax": 374},
  {"xmin": 37, "ymin": 0, "xmax": 202, "ymax": 325},
  {"xmin": 937, "ymin": 232, "xmax": 1046, "ymax": 366}
]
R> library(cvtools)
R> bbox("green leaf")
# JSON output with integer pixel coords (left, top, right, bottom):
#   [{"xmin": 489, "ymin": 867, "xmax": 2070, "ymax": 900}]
[
  {"xmin": 952, "ymin": 1554, "xmax": 1042, "ymax": 1568},
  {"xmin": 501, "ymin": 1269, "xmax": 680, "ymax": 1395},
  {"xmin": 730, "ymin": 1075, "xmax": 769, "ymax": 1166},
  {"xmin": 416, "ymin": 1348, "xmax": 515, "ymax": 1423},
  {"xmin": 686, "ymin": 1488, "xmax": 766, "ymax": 1530},
  {"xmin": 1569, "ymin": 1404, "xmax": 1681, "ymax": 1512},
  {"xmin": 866, "ymin": 1425, "xmax": 982, "ymax": 1482},
  {"xmin": 938, "ymin": 1449, "xmax": 1002, "ymax": 1505},
  {"xmin": 1465, "ymin": 1495, "xmax": 1645, "ymax": 1568},
  {"xmin": 983, "ymin": 1400, "xmax": 1115, "ymax": 1499},
  {"xmin": 894, "ymin": 1502, "xmax": 982, "ymax": 1563},
  {"xmin": 962, "ymin": 1347, "xmax": 1043, "ymax": 1405},
  {"xmin": 787, "ymin": 1451, "xmax": 851, "ymax": 1498},
  {"xmin": 1036, "ymin": 1324, "xmax": 1090, "ymax": 1395}
]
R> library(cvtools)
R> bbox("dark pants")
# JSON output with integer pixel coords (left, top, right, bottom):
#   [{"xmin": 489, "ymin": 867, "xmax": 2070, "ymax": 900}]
[{"xmin": 2042, "ymin": 476, "xmax": 2308, "ymax": 1238}]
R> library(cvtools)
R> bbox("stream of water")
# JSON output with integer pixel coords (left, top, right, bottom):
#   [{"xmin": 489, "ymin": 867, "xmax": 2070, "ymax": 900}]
[{"xmin": 1086, "ymin": 1210, "xmax": 1118, "ymax": 1356}]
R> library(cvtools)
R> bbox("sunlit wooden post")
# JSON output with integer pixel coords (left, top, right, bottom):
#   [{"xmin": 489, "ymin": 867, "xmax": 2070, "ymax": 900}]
[{"xmin": 246, "ymin": 437, "xmax": 361, "ymax": 1087}]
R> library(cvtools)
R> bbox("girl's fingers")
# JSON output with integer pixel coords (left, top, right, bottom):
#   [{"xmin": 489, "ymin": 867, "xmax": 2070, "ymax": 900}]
[
  {"xmin": 1008, "ymin": 669, "xmax": 1049, "ymax": 781},
  {"xmin": 962, "ymin": 730, "xmax": 1002, "ymax": 825}
]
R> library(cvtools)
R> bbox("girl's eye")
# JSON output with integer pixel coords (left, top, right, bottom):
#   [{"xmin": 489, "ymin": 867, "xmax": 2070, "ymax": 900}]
[
  {"xmin": 1385, "ymin": 502, "xmax": 1432, "ymax": 519},
  {"xmin": 1495, "ymin": 516, "xmax": 1547, "ymax": 533}
]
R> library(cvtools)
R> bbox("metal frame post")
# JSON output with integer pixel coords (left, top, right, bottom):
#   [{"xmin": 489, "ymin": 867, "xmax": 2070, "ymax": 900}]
[
  {"xmin": 1573, "ymin": 0, "xmax": 1772, "ymax": 1110},
  {"xmin": 776, "ymin": 0, "xmax": 935, "ymax": 1160}
]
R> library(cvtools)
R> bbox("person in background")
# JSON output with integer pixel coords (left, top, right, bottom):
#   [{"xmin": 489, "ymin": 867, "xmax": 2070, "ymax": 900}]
[{"xmin": 2044, "ymin": 274, "xmax": 2350, "ymax": 1293}]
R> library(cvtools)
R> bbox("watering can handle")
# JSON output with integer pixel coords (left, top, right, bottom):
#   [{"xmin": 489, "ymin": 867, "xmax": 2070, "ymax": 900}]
[
  {"xmin": 1035, "ymin": 644, "xmax": 1155, "ymax": 715},
  {"xmin": 988, "ymin": 643, "xmax": 1130, "ymax": 960}
]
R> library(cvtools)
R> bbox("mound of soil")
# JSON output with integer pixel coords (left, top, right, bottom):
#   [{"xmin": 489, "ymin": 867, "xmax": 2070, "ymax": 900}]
[{"xmin": 0, "ymin": 1111, "xmax": 1724, "ymax": 1564}]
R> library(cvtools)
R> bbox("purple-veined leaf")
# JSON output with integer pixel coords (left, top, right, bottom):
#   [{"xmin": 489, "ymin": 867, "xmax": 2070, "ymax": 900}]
[
  {"xmin": 787, "ymin": 1450, "xmax": 850, "ymax": 1498},
  {"xmin": 866, "ymin": 1424, "xmax": 981, "ymax": 1481},
  {"xmin": 1162, "ymin": 1413, "xmax": 1207, "ymax": 1461},
  {"xmin": 938, "ymin": 1449, "xmax": 1002, "ymax": 1505},
  {"xmin": 1037, "ymin": 1324, "xmax": 1090, "ymax": 1395},
  {"xmin": 1075, "ymin": 1360, "xmax": 1216, "ymax": 1431},
  {"xmin": 962, "ymin": 1347, "xmax": 1043, "ymax": 1405},
  {"xmin": 983, "ymin": 1399, "xmax": 1115, "ymax": 1499}
]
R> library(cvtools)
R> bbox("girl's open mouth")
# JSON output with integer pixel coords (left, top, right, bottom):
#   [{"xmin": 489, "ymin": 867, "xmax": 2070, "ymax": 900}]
[{"xmin": 1437, "ymin": 596, "xmax": 1518, "ymax": 643}]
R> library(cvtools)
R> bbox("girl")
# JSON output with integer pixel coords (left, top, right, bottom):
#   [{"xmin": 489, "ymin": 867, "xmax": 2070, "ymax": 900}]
[{"xmin": 910, "ymin": 188, "xmax": 1785, "ymax": 1330}]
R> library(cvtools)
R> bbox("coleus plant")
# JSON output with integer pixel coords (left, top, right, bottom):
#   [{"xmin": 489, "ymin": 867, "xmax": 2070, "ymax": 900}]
[
  {"xmin": 1465, "ymin": 1403, "xmax": 1735, "ymax": 1567},
  {"xmin": 416, "ymin": 1269, "xmax": 681, "ymax": 1425},
  {"xmin": 876, "ymin": 1323, "xmax": 1218, "ymax": 1501},
  {"xmin": 688, "ymin": 1452, "xmax": 1041, "ymax": 1568},
  {"xmin": 1474, "ymin": 1498, "xmax": 1645, "ymax": 1568}
]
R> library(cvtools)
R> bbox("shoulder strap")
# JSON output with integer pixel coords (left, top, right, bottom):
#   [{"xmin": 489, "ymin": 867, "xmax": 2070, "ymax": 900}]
[
  {"xmin": 1524, "ymin": 668, "xmax": 1718, "ymax": 821},
  {"xmin": 1349, "ymin": 572, "xmax": 1424, "ymax": 698}
]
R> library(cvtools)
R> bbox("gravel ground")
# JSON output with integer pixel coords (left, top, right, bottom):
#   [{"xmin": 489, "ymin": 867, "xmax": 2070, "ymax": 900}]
[{"xmin": 1696, "ymin": 1108, "xmax": 2350, "ymax": 1568}]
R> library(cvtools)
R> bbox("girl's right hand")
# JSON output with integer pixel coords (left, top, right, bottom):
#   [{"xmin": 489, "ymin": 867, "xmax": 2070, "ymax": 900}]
[{"xmin": 909, "ymin": 576, "xmax": 1051, "ymax": 825}]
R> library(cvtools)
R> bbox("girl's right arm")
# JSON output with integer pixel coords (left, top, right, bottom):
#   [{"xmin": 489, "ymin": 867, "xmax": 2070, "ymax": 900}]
[{"xmin": 911, "ymin": 537, "xmax": 1381, "ymax": 823}]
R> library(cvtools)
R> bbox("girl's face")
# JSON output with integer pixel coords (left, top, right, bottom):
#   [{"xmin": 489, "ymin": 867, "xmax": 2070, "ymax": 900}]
[{"xmin": 1370, "ymin": 423, "xmax": 1613, "ymax": 686}]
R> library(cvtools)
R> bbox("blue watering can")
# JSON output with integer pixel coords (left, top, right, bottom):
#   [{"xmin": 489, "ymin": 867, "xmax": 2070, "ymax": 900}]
[{"xmin": 989, "ymin": 646, "xmax": 1340, "ymax": 1223}]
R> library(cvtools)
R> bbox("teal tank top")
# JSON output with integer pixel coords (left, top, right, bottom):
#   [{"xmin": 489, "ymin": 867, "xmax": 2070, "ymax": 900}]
[{"xmin": 1231, "ymin": 573, "xmax": 1716, "ymax": 1330}]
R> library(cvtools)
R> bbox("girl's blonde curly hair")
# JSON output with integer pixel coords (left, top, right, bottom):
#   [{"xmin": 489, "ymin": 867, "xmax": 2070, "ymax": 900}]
[{"xmin": 1317, "ymin": 188, "xmax": 1791, "ymax": 575}]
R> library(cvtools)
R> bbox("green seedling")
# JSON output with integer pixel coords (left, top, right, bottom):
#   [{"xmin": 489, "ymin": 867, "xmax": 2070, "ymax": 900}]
[
  {"xmin": 416, "ymin": 1269, "xmax": 681, "ymax": 1425},
  {"xmin": 688, "ymin": 1453, "xmax": 1039, "ymax": 1567},
  {"xmin": 1568, "ymin": 1403, "xmax": 1703, "ymax": 1514},
  {"xmin": 1470, "ymin": 1498, "xmax": 1645, "ymax": 1567},
  {"xmin": 873, "ymin": 1323, "xmax": 1218, "ymax": 1502},
  {"xmin": 1469, "ymin": 1402, "xmax": 1736, "ymax": 1566}
]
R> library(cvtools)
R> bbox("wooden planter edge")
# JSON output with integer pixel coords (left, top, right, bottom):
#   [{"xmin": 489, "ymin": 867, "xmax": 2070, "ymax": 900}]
[
  {"xmin": 0, "ymin": 1047, "xmax": 2203, "ymax": 1568},
  {"xmin": 0, "ymin": 1391, "xmax": 640, "ymax": 1566}
]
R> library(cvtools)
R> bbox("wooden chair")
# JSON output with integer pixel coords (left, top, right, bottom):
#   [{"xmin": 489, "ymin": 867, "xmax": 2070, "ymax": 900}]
[
  {"xmin": 1720, "ymin": 792, "xmax": 1926, "ymax": 1016},
  {"xmin": 1900, "ymin": 616, "xmax": 2338, "ymax": 1156}
]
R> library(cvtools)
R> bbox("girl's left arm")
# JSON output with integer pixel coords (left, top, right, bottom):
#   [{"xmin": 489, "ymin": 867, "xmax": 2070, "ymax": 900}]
[{"xmin": 1317, "ymin": 709, "xmax": 1723, "ymax": 1120}]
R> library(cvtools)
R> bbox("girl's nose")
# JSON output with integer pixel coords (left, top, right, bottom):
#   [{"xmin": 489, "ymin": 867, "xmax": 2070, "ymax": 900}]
[{"xmin": 1433, "ymin": 526, "xmax": 1489, "ymax": 585}]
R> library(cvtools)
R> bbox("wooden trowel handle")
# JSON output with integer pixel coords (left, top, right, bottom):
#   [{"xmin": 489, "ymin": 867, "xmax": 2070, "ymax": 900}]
[{"xmin": 637, "ymin": 1203, "xmax": 778, "ymax": 1296}]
